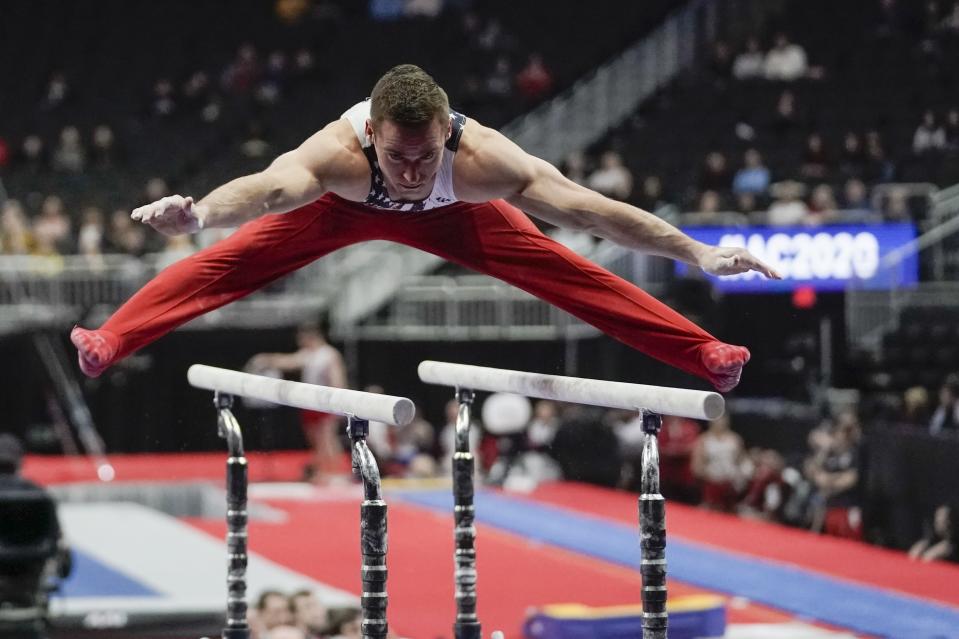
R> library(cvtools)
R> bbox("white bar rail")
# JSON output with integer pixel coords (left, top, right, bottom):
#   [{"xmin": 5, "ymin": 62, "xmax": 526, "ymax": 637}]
[
  {"xmin": 418, "ymin": 361, "xmax": 723, "ymax": 420},
  {"xmin": 188, "ymin": 364, "xmax": 415, "ymax": 426}
]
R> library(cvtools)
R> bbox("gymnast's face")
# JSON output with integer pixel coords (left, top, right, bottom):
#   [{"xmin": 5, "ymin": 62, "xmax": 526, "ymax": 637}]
[{"xmin": 367, "ymin": 117, "xmax": 449, "ymax": 201}]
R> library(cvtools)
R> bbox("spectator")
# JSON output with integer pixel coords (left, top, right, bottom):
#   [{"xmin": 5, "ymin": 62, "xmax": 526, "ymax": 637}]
[
  {"xmin": 909, "ymin": 505, "xmax": 957, "ymax": 562},
  {"xmin": 33, "ymin": 195, "xmax": 72, "ymax": 254},
  {"xmin": 913, "ymin": 109, "xmax": 946, "ymax": 155},
  {"xmin": 706, "ymin": 40, "xmax": 734, "ymax": 86},
  {"xmin": 289, "ymin": 589, "xmax": 328, "ymax": 639},
  {"xmin": 222, "ymin": 43, "xmax": 261, "ymax": 95},
  {"xmin": 732, "ymin": 37, "xmax": 764, "ymax": 80},
  {"xmin": 527, "ymin": 399, "xmax": 560, "ymax": 451},
  {"xmin": 51, "ymin": 126, "xmax": 86, "ymax": 173},
  {"xmin": 106, "ymin": 208, "xmax": 148, "ymax": 256},
  {"xmin": 800, "ymin": 132, "xmax": 831, "ymax": 180},
  {"xmin": 697, "ymin": 151, "xmax": 732, "ymax": 193},
  {"xmin": 257, "ymin": 51, "xmax": 289, "ymax": 105},
  {"xmin": 248, "ymin": 322, "xmax": 348, "ymax": 483},
  {"xmin": 771, "ymin": 90, "xmax": 801, "ymax": 137},
  {"xmin": 182, "ymin": 71, "xmax": 212, "ymax": 115},
  {"xmin": 20, "ymin": 135, "xmax": 45, "ymax": 174},
  {"xmin": 901, "ymin": 386, "xmax": 931, "ymax": 427},
  {"xmin": 735, "ymin": 191, "xmax": 760, "ymax": 217},
  {"xmin": 40, "ymin": 72, "xmax": 70, "ymax": 111},
  {"xmin": 929, "ymin": 373, "xmax": 959, "ymax": 435},
  {"xmin": 144, "ymin": 177, "xmax": 170, "ymax": 203},
  {"xmin": 739, "ymin": 448, "xmax": 790, "ymax": 521},
  {"xmin": 767, "ymin": 180, "xmax": 809, "ymax": 225},
  {"xmin": 691, "ymin": 414, "xmax": 750, "ymax": 512},
  {"xmin": 732, "ymin": 148, "xmax": 771, "ymax": 196},
  {"xmin": 393, "ymin": 404, "xmax": 437, "ymax": 477},
  {"xmin": 587, "ymin": 151, "xmax": 633, "ymax": 200},
  {"xmin": 0, "ymin": 433, "xmax": 73, "ymax": 633},
  {"xmin": 636, "ymin": 175, "xmax": 671, "ymax": 213},
  {"xmin": 77, "ymin": 206, "xmax": 106, "ymax": 265},
  {"xmin": 515, "ymin": 53, "xmax": 554, "ymax": 104},
  {"xmin": 253, "ymin": 590, "xmax": 294, "ymax": 637},
  {"xmin": 864, "ymin": 130, "xmax": 895, "ymax": 182},
  {"xmin": 241, "ymin": 121, "xmax": 272, "ymax": 159},
  {"xmin": 943, "ymin": 107, "xmax": 959, "ymax": 151},
  {"xmin": 485, "ymin": 56, "xmax": 513, "ymax": 101},
  {"xmin": 326, "ymin": 607, "xmax": 361, "ymax": 639},
  {"xmin": 942, "ymin": 1, "xmax": 959, "ymax": 33},
  {"xmin": 805, "ymin": 184, "xmax": 839, "ymax": 225},
  {"xmin": 91, "ymin": 125, "xmax": 118, "ymax": 169},
  {"xmin": 809, "ymin": 411, "xmax": 863, "ymax": 539},
  {"xmin": 842, "ymin": 178, "xmax": 870, "ymax": 210},
  {"xmin": 0, "ymin": 200, "xmax": 34, "ymax": 255},
  {"xmin": 882, "ymin": 185, "xmax": 912, "ymax": 221},
  {"xmin": 764, "ymin": 32, "xmax": 808, "ymax": 81},
  {"xmin": 691, "ymin": 190, "xmax": 723, "ymax": 221},
  {"xmin": 839, "ymin": 131, "xmax": 867, "ymax": 179}
]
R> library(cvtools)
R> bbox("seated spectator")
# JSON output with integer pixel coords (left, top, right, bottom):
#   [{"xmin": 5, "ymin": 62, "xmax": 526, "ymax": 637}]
[
  {"xmin": 252, "ymin": 590, "xmax": 294, "ymax": 638},
  {"xmin": 732, "ymin": 37, "xmax": 764, "ymax": 80},
  {"xmin": 901, "ymin": 386, "xmax": 931, "ymax": 427},
  {"xmin": 732, "ymin": 148, "xmax": 771, "ymax": 196},
  {"xmin": 706, "ymin": 40, "xmax": 734, "ymax": 87},
  {"xmin": 51, "ymin": 125, "xmax": 86, "ymax": 173},
  {"xmin": 929, "ymin": 373, "xmax": 959, "ymax": 435},
  {"xmin": 90, "ymin": 124, "xmax": 119, "ymax": 169},
  {"xmin": 636, "ymin": 175, "xmax": 670, "ymax": 213},
  {"xmin": 913, "ymin": 109, "xmax": 947, "ymax": 155},
  {"xmin": 34, "ymin": 195, "xmax": 72, "ymax": 254},
  {"xmin": 697, "ymin": 151, "xmax": 732, "ymax": 193},
  {"xmin": 515, "ymin": 53, "xmax": 554, "ymax": 104},
  {"xmin": 864, "ymin": 130, "xmax": 895, "ymax": 182},
  {"xmin": 222, "ymin": 43, "xmax": 261, "ymax": 95},
  {"xmin": 40, "ymin": 72, "xmax": 70, "ymax": 112},
  {"xmin": 764, "ymin": 32, "xmax": 808, "ymax": 81},
  {"xmin": 805, "ymin": 184, "xmax": 839, "ymax": 226},
  {"xmin": 485, "ymin": 56, "xmax": 514, "ymax": 102},
  {"xmin": 800, "ymin": 132, "xmax": 831, "ymax": 180},
  {"xmin": 657, "ymin": 415, "xmax": 701, "ymax": 502},
  {"xmin": 290, "ymin": 589, "xmax": 328, "ymax": 639},
  {"xmin": 107, "ymin": 208, "xmax": 148, "ymax": 256},
  {"xmin": 691, "ymin": 414, "xmax": 750, "ymax": 512},
  {"xmin": 841, "ymin": 178, "xmax": 870, "ymax": 210},
  {"xmin": 839, "ymin": 131, "xmax": 867, "ymax": 179},
  {"xmin": 77, "ymin": 206, "xmax": 106, "ymax": 266},
  {"xmin": 19, "ymin": 135, "xmax": 46, "ymax": 174},
  {"xmin": 326, "ymin": 607, "xmax": 362, "ymax": 639},
  {"xmin": 0, "ymin": 200, "xmax": 34, "ymax": 255},
  {"xmin": 909, "ymin": 505, "xmax": 957, "ymax": 563},
  {"xmin": 808, "ymin": 411, "xmax": 863, "ymax": 539},
  {"xmin": 527, "ymin": 400, "xmax": 560, "ymax": 451},
  {"xmin": 767, "ymin": 180, "xmax": 809, "ymax": 225},
  {"xmin": 944, "ymin": 107, "xmax": 959, "ymax": 151},
  {"xmin": 735, "ymin": 191, "xmax": 761, "ymax": 217},
  {"xmin": 882, "ymin": 185, "xmax": 912, "ymax": 221},
  {"xmin": 771, "ymin": 90, "xmax": 801, "ymax": 138},
  {"xmin": 587, "ymin": 151, "xmax": 633, "ymax": 200},
  {"xmin": 739, "ymin": 448, "xmax": 790, "ymax": 521}
]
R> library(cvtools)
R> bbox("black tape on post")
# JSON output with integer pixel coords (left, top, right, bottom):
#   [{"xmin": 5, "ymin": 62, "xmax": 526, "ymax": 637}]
[{"xmin": 639, "ymin": 410, "xmax": 667, "ymax": 639}]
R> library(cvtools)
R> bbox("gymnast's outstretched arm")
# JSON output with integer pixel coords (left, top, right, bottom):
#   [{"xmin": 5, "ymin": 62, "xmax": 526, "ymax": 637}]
[
  {"xmin": 453, "ymin": 121, "xmax": 781, "ymax": 280},
  {"xmin": 131, "ymin": 120, "xmax": 366, "ymax": 235}
]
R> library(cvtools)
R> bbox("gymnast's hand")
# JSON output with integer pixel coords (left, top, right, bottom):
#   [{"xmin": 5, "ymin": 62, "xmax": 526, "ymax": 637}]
[
  {"xmin": 131, "ymin": 195, "xmax": 203, "ymax": 236},
  {"xmin": 698, "ymin": 246, "xmax": 782, "ymax": 279}
]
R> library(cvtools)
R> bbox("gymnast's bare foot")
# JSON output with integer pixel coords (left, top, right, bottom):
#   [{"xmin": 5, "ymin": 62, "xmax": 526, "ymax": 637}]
[
  {"xmin": 70, "ymin": 327, "xmax": 119, "ymax": 378},
  {"xmin": 700, "ymin": 342, "xmax": 750, "ymax": 392}
]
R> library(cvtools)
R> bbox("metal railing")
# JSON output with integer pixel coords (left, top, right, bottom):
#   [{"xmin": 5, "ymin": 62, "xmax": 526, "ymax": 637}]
[{"xmin": 845, "ymin": 183, "xmax": 959, "ymax": 354}]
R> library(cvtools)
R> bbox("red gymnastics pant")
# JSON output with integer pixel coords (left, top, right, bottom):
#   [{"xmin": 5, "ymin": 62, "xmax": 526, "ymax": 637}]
[{"xmin": 97, "ymin": 194, "xmax": 721, "ymax": 382}]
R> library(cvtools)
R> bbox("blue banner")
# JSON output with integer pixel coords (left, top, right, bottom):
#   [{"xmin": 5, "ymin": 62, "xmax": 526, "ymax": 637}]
[{"xmin": 675, "ymin": 223, "xmax": 919, "ymax": 293}]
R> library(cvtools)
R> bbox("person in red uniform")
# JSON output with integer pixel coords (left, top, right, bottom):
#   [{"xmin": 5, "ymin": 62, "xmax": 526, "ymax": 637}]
[{"xmin": 71, "ymin": 65, "xmax": 779, "ymax": 391}]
